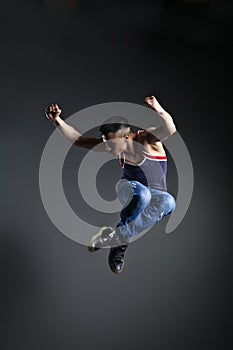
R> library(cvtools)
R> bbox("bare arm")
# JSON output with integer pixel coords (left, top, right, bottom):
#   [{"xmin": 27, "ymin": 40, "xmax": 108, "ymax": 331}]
[
  {"xmin": 45, "ymin": 103, "xmax": 105, "ymax": 151},
  {"xmin": 144, "ymin": 95, "xmax": 176, "ymax": 142}
]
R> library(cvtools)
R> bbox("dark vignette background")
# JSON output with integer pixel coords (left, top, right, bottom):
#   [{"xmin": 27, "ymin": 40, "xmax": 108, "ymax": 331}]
[{"xmin": 1, "ymin": 1, "xmax": 232, "ymax": 349}]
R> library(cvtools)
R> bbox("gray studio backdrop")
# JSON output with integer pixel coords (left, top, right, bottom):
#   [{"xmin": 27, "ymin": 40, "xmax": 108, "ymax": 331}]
[{"xmin": 1, "ymin": 1, "xmax": 232, "ymax": 350}]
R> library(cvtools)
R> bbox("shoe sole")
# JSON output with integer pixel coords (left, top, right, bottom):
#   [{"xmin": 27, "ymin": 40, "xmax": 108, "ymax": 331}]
[{"xmin": 87, "ymin": 226, "xmax": 109, "ymax": 252}]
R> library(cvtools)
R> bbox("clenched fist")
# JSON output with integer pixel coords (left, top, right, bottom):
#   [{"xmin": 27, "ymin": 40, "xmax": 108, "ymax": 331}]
[
  {"xmin": 45, "ymin": 103, "xmax": 62, "ymax": 125},
  {"xmin": 144, "ymin": 95, "xmax": 163, "ymax": 114}
]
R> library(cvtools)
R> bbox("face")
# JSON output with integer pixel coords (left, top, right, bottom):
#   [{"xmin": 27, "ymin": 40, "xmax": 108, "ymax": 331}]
[{"xmin": 102, "ymin": 131, "xmax": 128, "ymax": 156}]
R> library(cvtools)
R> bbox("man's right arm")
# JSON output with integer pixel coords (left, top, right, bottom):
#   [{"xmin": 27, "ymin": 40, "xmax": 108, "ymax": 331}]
[{"xmin": 45, "ymin": 103, "xmax": 105, "ymax": 151}]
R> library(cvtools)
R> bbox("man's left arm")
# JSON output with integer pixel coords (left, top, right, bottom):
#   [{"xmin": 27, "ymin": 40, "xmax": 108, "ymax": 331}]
[{"xmin": 144, "ymin": 95, "xmax": 176, "ymax": 141}]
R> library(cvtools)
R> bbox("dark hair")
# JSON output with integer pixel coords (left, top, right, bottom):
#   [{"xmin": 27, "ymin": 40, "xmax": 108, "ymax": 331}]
[{"xmin": 99, "ymin": 116, "xmax": 130, "ymax": 136}]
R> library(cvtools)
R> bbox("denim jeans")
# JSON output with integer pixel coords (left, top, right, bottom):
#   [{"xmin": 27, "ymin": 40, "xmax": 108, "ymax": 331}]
[{"xmin": 115, "ymin": 179, "xmax": 176, "ymax": 243}]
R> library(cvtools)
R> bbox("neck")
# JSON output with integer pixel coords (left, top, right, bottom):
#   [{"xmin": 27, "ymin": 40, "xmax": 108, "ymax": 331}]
[{"xmin": 124, "ymin": 131, "xmax": 141, "ymax": 157}]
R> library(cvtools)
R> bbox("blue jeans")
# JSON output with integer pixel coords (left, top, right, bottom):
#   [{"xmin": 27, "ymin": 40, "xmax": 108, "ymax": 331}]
[{"xmin": 115, "ymin": 180, "xmax": 176, "ymax": 243}]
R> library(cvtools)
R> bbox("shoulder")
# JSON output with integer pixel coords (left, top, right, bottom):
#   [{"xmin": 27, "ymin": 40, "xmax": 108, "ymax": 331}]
[
  {"xmin": 137, "ymin": 129, "xmax": 166, "ymax": 155},
  {"xmin": 138, "ymin": 128, "xmax": 160, "ymax": 144}
]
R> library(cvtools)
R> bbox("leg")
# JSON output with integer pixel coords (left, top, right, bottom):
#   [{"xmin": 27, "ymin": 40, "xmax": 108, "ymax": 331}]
[
  {"xmin": 116, "ymin": 179, "xmax": 152, "ymax": 231},
  {"xmin": 108, "ymin": 180, "xmax": 152, "ymax": 274},
  {"xmin": 117, "ymin": 187, "xmax": 176, "ymax": 241}
]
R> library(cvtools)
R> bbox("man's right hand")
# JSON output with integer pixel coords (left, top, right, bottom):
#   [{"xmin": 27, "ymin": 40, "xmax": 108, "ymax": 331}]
[{"xmin": 45, "ymin": 103, "xmax": 62, "ymax": 125}]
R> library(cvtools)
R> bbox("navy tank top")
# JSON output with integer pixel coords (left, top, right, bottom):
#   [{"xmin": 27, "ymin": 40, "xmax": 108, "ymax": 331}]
[{"xmin": 119, "ymin": 132, "xmax": 167, "ymax": 191}]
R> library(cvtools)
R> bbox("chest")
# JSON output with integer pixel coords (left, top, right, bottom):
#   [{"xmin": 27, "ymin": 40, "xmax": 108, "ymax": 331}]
[{"xmin": 123, "ymin": 143, "xmax": 166, "ymax": 165}]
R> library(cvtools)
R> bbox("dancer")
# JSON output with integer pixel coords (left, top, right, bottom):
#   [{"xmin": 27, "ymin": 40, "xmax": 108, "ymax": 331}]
[{"xmin": 45, "ymin": 96, "xmax": 176, "ymax": 274}]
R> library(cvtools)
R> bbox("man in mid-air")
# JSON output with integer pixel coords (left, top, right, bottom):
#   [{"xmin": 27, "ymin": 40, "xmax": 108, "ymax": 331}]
[{"xmin": 45, "ymin": 95, "xmax": 176, "ymax": 274}]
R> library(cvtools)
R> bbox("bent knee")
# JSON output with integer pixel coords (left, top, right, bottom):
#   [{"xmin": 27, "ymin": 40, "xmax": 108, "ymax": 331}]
[
  {"xmin": 165, "ymin": 193, "xmax": 176, "ymax": 214},
  {"xmin": 130, "ymin": 181, "xmax": 151, "ymax": 204}
]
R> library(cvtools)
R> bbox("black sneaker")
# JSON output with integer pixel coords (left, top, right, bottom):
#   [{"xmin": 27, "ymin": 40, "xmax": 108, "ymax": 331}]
[
  {"xmin": 88, "ymin": 226, "xmax": 125, "ymax": 252},
  {"xmin": 108, "ymin": 245, "xmax": 128, "ymax": 274}
]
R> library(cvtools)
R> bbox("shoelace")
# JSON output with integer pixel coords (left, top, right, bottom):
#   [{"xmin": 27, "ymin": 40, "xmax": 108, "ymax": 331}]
[
  {"xmin": 102, "ymin": 227, "xmax": 127, "ymax": 247},
  {"xmin": 110, "ymin": 245, "xmax": 128, "ymax": 262}
]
